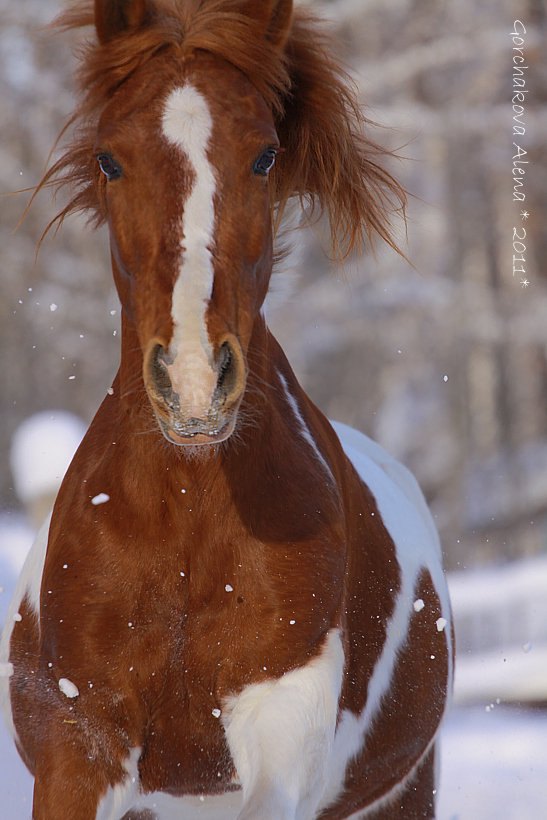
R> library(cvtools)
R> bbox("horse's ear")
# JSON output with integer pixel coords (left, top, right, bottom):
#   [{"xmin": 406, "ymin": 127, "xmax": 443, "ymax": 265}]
[
  {"xmin": 241, "ymin": 0, "xmax": 293, "ymax": 50},
  {"xmin": 94, "ymin": 0, "xmax": 152, "ymax": 44}
]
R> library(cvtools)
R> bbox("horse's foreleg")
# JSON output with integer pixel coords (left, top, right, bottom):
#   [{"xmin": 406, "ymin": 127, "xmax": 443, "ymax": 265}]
[
  {"xmin": 382, "ymin": 744, "xmax": 437, "ymax": 820},
  {"xmin": 32, "ymin": 738, "xmax": 139, "ymax": 820},
  {"xmin": 360, "ymin": 744, "xmax": 438, "ymax": 820},
  {"xmin": 223, "ymin": 629, "xmax": 344, "ymax": 820}
]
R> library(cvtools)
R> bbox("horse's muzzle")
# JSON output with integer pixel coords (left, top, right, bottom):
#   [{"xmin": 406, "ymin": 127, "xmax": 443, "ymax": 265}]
[{"xmin": 143, "ymin": 336, "xmax": 246, "ymax": 446}]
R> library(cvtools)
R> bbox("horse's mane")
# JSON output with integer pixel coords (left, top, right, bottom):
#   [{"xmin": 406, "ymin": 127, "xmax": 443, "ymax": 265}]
[{"xmin": 37, "ymin": 0, "xmax": 405, "ymax": 258}]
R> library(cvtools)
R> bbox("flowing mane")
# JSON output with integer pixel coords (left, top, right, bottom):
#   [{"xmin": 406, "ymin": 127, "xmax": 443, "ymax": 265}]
[{"xmin": 39, "ymin": 0, "xmax": 405, "ymax": 257}]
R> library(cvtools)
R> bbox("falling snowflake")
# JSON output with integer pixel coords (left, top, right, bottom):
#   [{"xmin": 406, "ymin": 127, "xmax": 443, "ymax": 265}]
[
  {"xmin": 59, "ymin": 678, "xmax": 79, "ymax": 698},
  {"xmin": 91, "ymin": 493, "xmax": 110, "ymax": 506}
]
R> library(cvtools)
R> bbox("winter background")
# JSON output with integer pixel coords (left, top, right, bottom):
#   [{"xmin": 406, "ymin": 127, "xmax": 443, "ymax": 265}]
[{"xmin": 1, "ymin": 0, "xmax": 546, "ymax": 817}]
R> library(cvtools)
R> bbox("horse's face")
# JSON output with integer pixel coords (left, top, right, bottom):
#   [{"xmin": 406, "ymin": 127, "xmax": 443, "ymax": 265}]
[{"xmin": 97, "ymin": 54, "xmax": 278, "ymax": 445}]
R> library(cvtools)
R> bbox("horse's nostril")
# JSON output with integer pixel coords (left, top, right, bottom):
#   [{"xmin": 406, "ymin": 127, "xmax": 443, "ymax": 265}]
[
  {"xmin": 217, "ymin": 343, "xmax": 233, "ymax": 383},
  {"xmin": 150, "ymin": 344, "xmax": 174, "ymax": 401},
  {"xmin": 215, "ymin": 342, "xmax": 236, "ymax": 399}
]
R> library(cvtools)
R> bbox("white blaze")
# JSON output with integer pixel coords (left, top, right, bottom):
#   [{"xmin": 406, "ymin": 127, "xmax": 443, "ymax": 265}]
[
  {"xmin": 162, "ymin": 85, "xmax": 218, "ymax": 417},
  {"xmin": 278, "ymin": 372, "xmax": 335, "ymax": 485}
]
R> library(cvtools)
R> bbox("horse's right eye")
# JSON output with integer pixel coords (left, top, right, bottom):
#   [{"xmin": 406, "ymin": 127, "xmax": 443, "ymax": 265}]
[
  {"xmin": 97, "ymin": 153, "xmax": 122, "ymax": 181},
  {"xmin": 253, "ymin": 148, "xmax": 277, "ymax": 177}
]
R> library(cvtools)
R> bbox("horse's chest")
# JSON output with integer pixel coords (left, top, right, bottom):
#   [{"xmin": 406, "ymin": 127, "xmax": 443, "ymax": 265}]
[
  {"xmin": 38, "ymin": 519, "xmax": 344, "ymax": 795},
  {"xmin": 95, "ymin": 598, "xmax": 318, "ymax": 795},
  {"xmin": 136, "ymin": 681, "xmax": 237, "ymax": 794}
]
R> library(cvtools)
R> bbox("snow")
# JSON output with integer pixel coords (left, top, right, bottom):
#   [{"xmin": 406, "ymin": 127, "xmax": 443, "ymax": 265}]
[
  {"xmin": 414, "ymin": 597, "xmax": 425, "ymax": 611},
  {"xmin": 58, "ymin": 678, "xmax": 79, "ymax": 699},
  {"xmin": 448, "ymin": 557, "xmax": 547, "ymax": 704},
  {"xmin": 438, "ymin": 705, "xmax": 547, "ymax": 820},
  {"xmin": 0, "ymin": 662, "xmax": 13, "ymax": 677},
  {"xmin": 0, "ymin": 513, "xmax": 34, "ymax": 584},
  {"xmin": 91, "ymin": 493, "xmax": 110, "ymax": 506},
  {"xmin": 9, "ymin": 412, "xmax": 86, "ymax": 504},
  {"xmin": 455, "ymin": 645, "xmax": 547, "ymax": 704}
]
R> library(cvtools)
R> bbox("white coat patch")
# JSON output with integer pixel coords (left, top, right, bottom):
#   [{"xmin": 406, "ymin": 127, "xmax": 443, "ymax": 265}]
[
  {"xmin": 0, "ymin": 513, "xmax": 51, "ymax": 745},
  {"xmin": 162, "ymin": 84, "xmax": 218, "ymax": 417},
  {"xmin": 278, "ymin": 372, "xmax": 335, "ymax": 485},
  {"xmin": 222, "ymin": 628, "xmax": 344, "ymax": 819},
  {"xmin": 96, "ymin": 746, "xmax": 142, "ymax": 820}
]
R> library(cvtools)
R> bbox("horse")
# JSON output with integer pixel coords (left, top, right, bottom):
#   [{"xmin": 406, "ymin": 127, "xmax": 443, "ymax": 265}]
[{"xmin": 0, "ymin": 1, "xmax": 453, "ymax": 818}]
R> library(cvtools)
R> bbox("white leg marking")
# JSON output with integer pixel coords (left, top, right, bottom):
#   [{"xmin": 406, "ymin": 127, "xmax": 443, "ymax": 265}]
[
  {"xmin": 317, "ymin": 423, "xmax": 453, "ymax": 811},
  {"xmin": 278, "ymin": 372, "xmax": 335, "ymax": 486},
  {"xmin": 96, "ymin": 746, "xmax": 141, "ymax": 820},
  {"xmin": 162, "ymin": 84, "xmax": 218, "ymax": 417},
  {"xmin": 222, "ymin": 628, "xmax": 344, "ymax": 820},
  {"xmin": 0, "ymin": 513, "xmax": 51, "ymax": 743}
]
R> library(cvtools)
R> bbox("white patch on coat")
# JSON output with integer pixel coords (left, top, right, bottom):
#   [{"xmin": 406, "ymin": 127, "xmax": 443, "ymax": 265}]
[
  {"xmin": 96, "ymin": 746, "xmax": 141, "ymax": 820},
  {"xmin": 317, "ymin": 422, "xmax": 453, "ymax": 812},
  {"xmin": 278, "ymin": 372, "xmax": 335, "ymax": 485},
  {"xmin": 0, "ymin": 513, "xmax": 51, "ymax": 744},
  {"xmin": 162, "ymin": 84, "xmax": 218, "ymax": 417},
  {"xmin": 221, "ymin": 628, "xmax": 344, "ymax": 820}
]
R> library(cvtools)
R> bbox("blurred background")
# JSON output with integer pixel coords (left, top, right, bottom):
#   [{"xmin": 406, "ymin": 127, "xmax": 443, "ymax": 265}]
[{"xmin": 1, "ymin": 0, "xmax": 546, "ymax": 817}]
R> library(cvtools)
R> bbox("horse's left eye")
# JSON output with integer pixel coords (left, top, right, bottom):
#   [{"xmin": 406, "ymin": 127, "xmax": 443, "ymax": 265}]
[
  {"xmin": 97, "ymin": 153, "xmax": 122, "ymax": 181},
  {"xmin": 253, "ymin": 148, "xmax": 277, "ymax": 177}
]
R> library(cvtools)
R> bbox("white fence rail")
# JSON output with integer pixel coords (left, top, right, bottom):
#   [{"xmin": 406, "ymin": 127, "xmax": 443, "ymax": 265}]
[{"xmin": 448, "ymin": 557, "xmax": 547, "ymax": 703}]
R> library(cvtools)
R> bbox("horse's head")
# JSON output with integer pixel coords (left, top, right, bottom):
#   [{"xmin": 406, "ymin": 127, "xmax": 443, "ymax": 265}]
[
  {"xmin": 93, "ymin": 2, "xmax": 297, "ymax": 446},
  {"xmin": 46, "ymin": 0, "xmax": 405, "ymax": 447}
]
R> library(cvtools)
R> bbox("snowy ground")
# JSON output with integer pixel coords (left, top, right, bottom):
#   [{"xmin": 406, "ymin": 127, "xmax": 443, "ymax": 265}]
[
  {"xmin": 1, "ymin": 523, "xmax": 547, "ymax": 818},
  {"xmin": 437, "ymin": 705, "xmax": 547, "ymax": 820}
]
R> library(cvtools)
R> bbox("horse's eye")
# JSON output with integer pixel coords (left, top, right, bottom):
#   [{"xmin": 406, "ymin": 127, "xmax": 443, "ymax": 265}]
[
  {"xmin": 253, "ymin": 148, "xmax": 277, "ymax": 177},
  {"xmin": 97, "ymin": 153, "xmax": 122, "ymax": 181}
]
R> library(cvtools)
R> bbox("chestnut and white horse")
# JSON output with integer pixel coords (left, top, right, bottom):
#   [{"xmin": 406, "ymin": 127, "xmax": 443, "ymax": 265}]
[{"xmin": 1, "ymin": 1, "xmax": 452, "ymax": 818}]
